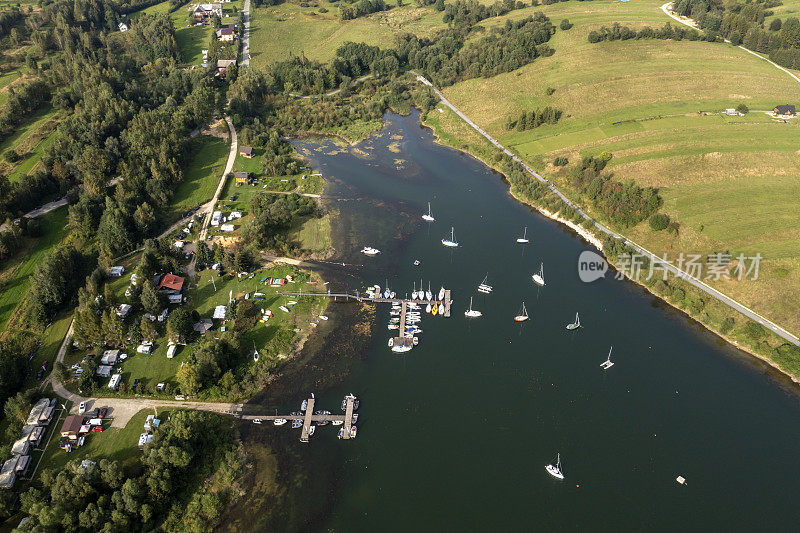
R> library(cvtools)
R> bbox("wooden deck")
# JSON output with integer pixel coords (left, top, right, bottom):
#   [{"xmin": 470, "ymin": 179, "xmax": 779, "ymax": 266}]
[{"xmin": 300, "ymin": 396, "xmax": 315, "ymax": 442}]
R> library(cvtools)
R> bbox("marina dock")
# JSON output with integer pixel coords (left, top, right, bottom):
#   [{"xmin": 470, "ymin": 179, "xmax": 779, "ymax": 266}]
[
  {"xmin": 276, "ymin": 290, "xmax": 452, "ymax": 317},
  {"xmin": 241, "ymin": 394, "xmax": 358, "ymax": 442}
]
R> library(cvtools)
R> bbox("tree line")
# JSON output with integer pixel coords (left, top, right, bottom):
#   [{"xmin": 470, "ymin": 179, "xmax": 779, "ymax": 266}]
[
  {"xmin": 339, "ymin": 0, "xmax": 388, "ymax": 20},
  {"xmin": 504, "ymin": 106, "xmax": 562, "ymax": 130},
  {"xmin": 587, "ymin": 22, "xmax": 720, "ymax": 43}
]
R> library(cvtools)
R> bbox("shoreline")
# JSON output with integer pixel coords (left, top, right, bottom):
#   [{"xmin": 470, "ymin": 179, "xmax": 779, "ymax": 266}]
[{"xmin": 418, "ymin": 111, "xmax": 800, "ymax": 387}]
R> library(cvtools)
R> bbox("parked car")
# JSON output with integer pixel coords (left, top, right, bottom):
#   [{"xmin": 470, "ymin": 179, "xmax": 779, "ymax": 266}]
[
  {"xmin": 98, "ymin": 407, "xmax": 108, "ymax": 418},
  {"xmin": 252, "ymin": 419, "xmax": 262, "ymax": 425},
  {"xmin": 92, "ymin": 425, "xmax": 104, "ymax": 432},
  {"xmin": 78, "ymin": 402, "xmax": 86, "ymax": 414}
]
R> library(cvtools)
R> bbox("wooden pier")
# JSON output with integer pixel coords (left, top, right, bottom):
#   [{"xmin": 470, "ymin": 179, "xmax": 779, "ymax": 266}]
[
  {"xmin": 240, "ymin": 394, "xmax": 358, "ymax": 442},
  {"xmin": 277, "ymin": 289, "xmax": 452, "ymax": 318}
]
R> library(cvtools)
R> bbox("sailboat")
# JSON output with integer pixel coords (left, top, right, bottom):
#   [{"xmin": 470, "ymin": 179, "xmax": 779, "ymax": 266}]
[
  {"xmin": 514, "ymin": 302, "xmax": 529, "ymax": 322},
  {"xmin": 532, "ymin": 262, "xmax": 546, "ymax": 286},
  {"xmin": 432, "ymin": 303, "xmax": 438, "ymax": 316},
  {"xmin": 438, "ymin": 286, "xmax": 445, "ymax": 301},
  {"xmin": 477, "ymin": 274, "xmax": 493, "ymax": 294},
  {"xmin": 411, "ymin": 282, "xmax": 418, "ymax": 301},
  {"xmin": 422, "ymin": 202, "xmax": 435, "ymax": 222},
  {"xmin": 566, "ymin": 312, "xmax": 581, "ymax": 330},
  {"xmin": 441, "ymin": 227, "xmax": 459, "ymax": 248},
  {"xmin": 464, "ymin": 297, "xmax": 482, "ymax": 318},
  {"xmin": 545, "ymin": 453, "xmax": 565, "ymax": 480},
  {"xmin": 600, "ymin": 346, "xmax": 615, "ymax": 370},
  {"xmin": 516, "ymin": 226, "xmax": 529, "ymax": 244},
  {"xmin": 425, "ymin": 302, "xmax": 432, "ymax": 313},
  {"xmin": 426, "ymin": 282, "xmax": 433, "ymax": 301}
]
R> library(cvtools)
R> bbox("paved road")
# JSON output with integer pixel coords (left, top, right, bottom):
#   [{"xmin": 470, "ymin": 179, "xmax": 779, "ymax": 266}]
[
  {"xmin": 241, "ymin": 0, "xmax": 251, "ymax": 67},
  {"xmin": 414, "ymin": 73, "xmax": 800, "ymax": 348},
  {"xmin": 199, "ymin": 115, "xmax": 238, "ymax": 241},
  {"xmin": 661, "ymin": 2, "xmax": 800, "ymax": 85}
]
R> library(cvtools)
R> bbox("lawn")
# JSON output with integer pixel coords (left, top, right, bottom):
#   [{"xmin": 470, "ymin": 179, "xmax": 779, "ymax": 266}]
[
  {"xmin": 38, "ymin": 408, "xmax": 165, "ymax": 476},
  {"xmin": 0, "ymin": 104, "xmax": 57, "ymax": 163},
  {"xmin": 170, "ymin": 134, "xmax": 230, "ymax": 218},
  {"xmin": 432, "ymin": 0, "xmax": 800, "ymax": 335},
  {"xmin": 248, "ymin": 2, "xmax": 432, "ymax": 68},
  {"xmin": 0, "ymin": 208, "xmax": 69, "ymax": 330}
]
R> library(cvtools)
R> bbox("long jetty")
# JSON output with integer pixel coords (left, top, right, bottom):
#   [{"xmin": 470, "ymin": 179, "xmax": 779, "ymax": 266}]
[
  {"xmin": 276, "ymin": 290, "xmax": 452, "ymax": 317},
  {"xmin": 240, "ymin": 394, "xmax": 357, "ymax": 442}
]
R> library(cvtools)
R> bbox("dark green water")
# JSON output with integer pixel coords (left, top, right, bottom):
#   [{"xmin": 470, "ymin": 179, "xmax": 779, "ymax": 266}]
[{"xmin": 286, "ymin": 111, "xmax": 800, "ymax": 531}]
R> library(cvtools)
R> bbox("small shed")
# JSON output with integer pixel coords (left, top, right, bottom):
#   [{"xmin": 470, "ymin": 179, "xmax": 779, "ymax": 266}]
[
  {"xmin": 193, "ymin": 319, "xmax": 213, "ymax": 334},
  {"xmin": 60, "ymin": 414, "xmax": 84, "ymax": 439},
  {"xmin": 167, "ymin": 294, "xmax": 184, "ymax": 304},
  {"xmin": 239, "ymin": 146, "xmax": 253, "ymax": 158}
]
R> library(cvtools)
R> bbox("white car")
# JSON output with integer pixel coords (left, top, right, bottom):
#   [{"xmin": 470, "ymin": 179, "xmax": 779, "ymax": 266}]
[
  {"xmin": 252, "ymin": 419, "xmax": 262, "ymax": 425},
  {"xmin": 78, "ymin": 402, "xmax": 86, "ymax": 414}
]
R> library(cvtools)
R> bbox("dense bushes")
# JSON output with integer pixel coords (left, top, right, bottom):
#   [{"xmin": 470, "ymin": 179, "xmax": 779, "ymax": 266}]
[
  {"xmin": 442, "ymin": 0, "xmax": 525, "ymax": 27},
  {"xmin": 504, "ymin": 106, "xmax": 562, "ymax": 130},
  {"xmin": 587, "ymin": 22, "xmax": 720, "ymax": 43},
  {"xmin": 340, "ymin": 0, "xmax": 388, "ymax": 19},
  {"xmin": 649, "ymin": 213, "xmax": 670, "ymax": 230}
]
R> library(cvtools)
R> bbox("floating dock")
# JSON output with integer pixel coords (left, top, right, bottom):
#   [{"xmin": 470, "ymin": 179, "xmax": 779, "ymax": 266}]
[
  {"xmin": 276, "ymin": 289, "xmax": 452, "ymax": 317},
  {"xmin": 241, "ymin": 394, "xmax": 358, "ymax": 442}
]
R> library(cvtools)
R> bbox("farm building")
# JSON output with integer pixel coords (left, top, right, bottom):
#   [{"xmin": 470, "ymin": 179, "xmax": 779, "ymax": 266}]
[
  {"xmin": 239, "ymin": 146, "xmax": 253, "ymax": 158},
  {"xmin": 193, "ymin": 3, "xmax": 223, "ymax": 20},
  {"xmin": 773, "ymin": 104, "xmax": 796, "ymax": 118}
]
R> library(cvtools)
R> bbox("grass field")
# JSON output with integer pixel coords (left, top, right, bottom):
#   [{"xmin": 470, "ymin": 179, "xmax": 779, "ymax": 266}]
[
  {"xmin": 0, "ymin": 105, "xmax": 56, "ymax": 165},
  {"xmin": 429, "ymin": 0, "xmax": 800, "ymax": 334},
  {"xmin": 170, "ymin": 134, "xmax": 230, "ymax": 217},
  {"xmin": 248, "ymin": 2, "xmax": 441, "ymax": 68},
  {"xmin": 0, "ymin": 208, "xmax": 68, "ymax": 330}
]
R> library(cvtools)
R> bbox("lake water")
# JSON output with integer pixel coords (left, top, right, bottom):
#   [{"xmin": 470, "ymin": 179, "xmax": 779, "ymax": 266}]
[{"xmin": 263, "ymin": 111, "xmax": 800, "ymax": 531}]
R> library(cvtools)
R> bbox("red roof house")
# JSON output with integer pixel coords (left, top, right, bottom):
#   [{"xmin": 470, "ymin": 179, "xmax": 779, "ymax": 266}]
[{"xmin": 158, "ymin": 274, "xmax": 185, "ymax": 293}]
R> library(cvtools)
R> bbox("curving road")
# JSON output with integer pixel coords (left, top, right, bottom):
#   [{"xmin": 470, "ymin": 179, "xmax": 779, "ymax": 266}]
[
  {"xmin": 414, "ymin": 73, "xmax": 800, "ymax": 348},
  {"xmin": 199, "ymin": 115, "xmax": 238, "ymax": 241}
]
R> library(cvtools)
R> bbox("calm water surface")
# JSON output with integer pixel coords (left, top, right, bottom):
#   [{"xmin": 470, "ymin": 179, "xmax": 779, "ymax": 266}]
[{"xmin": 285, "ymin": 111, "xmax": 800, "ymax": 531}]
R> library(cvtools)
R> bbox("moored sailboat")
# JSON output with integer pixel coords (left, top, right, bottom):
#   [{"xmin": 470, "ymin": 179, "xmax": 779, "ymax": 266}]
[
  {"xmin": 464, "ymin": 297, "xmax": 482, "ymax": 318},
  {"xmin": 566, "ymin": 312, "xmax": 581, "ymax": 330},
  {"xmin": 422, "ymin": 202, "xmax": 435, "ymax": 222},
  {"xmin": 600, "ymin": 346, "xmax": 615, "ymax": 369},
  {"xmin": 441, "ymin": 227, "xmax": 459, "ymax": 247},
  {"xmin": 545, "ymin": 453, "xmax": 565, "ymax": 480},
  {"xmin": 516, "ymin": 226, "xmax": 529, "ymax": 244},
  {"xmin": 532, "ymin": 262, "xmax": 545, "ymax": 286},
  {"xmin": 514, "ymin": 302, "xmax": 529, "ymax": 322}
]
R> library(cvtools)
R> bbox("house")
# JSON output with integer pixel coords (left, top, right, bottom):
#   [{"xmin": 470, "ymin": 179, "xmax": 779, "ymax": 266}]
[
  {"xmin": 239, "ymin": 146, "xmax": 253, "ymax": 158},
  {"xmin": 773, "ymin": 104, "xmax": 796, "ymax": 118},
  {"xmin": 118, "ymin": 22, "xmax": 128, "ymax": 32},
  {"xmin": 60, "ymin": 414, "xmax": 84, "ymax": 439},
  {"xmin": 216, "ymin": 59, "xmax": 237, "ymax": 79},
  {"xmin": 108, "ymin": 373, "xmax": 122, "ymax": 390},
  {"xmin": 213, "ymin": 305, "xmax": 227, "ymax": 320},
  {"xmin": 116, "ymin": 303, "xmax": 132, "ymax": 318},
  {"xmin": 193, "ymin": 318, "xmax": 213, "ymax": 334},
  {"xmin": 193, "ymin": 3, "xmax": 223, "ymax": 20},
  {"xmin": 234, "ymin": 171, "xmax": 250, "ymax": 184},
  {"xmin": 10, "ymin": 437, "xmax": 30, "ymax": 456},
  {"xmin": 158, "ymin": 274, "xmax": 185, "ymax": 293},
  {"xmin": 216, "ymin": 27, "xmax": 235, "ymax": 42},
  {"xmin": 211, "ymin": 211, "xmax": 222, "ymax": 226},
  {"xmin": 109, "ymin": 266, "xmax": 125, "ymax": 277},
  {"xmin": 96, "ymin": 365, "xmax": 113, "ymax": 378},
  {"xmin": 101, "ymin": 349, "xmax": 120, "ymax": 365},
  {"xmin": 220, "ymin": 223, "xmax": 235, "ymax": 232}
]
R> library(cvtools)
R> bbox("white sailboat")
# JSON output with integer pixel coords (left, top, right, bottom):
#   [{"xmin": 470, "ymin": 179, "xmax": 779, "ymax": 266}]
[
  {"xmin": 438, "ymin": 286, "xmax": 445, "ymax": 301},
  {"xmin": 532, "ymin": 262, "xmax": 545, "ymax": 286},
  {"xmin": 566, "ymin": 312, "xmax": 581, "ymax": 330},
  {"xmin": 545, "ymin": 453, "xmax": 565, "ymax": 480},
  {"xmin": 600, "ymin": 346, "xmax": 615, "ymax": 370},
  {"xmin": 422, "ymin": 202, "xmax": 435, "ymax": 222},
  {"xmin": 425, "ymin": 302, "xmax": 432, "ymax": 313},
  {"xmin": 426, "ymin": 282, "xmax": 433, "ymax": 301},
  {"xmin": 441, "ymin": 227, "xmax": 459, "ymax": 248},
  {"xmin": 477, "ymin": 273, "xmax": 493, "ymax": 293},
  {"xmin": 411, "ymin": 281, "xmax": 418, "ymax": 301},
  {"xmin": 516, "ymin": 226, "xmax": 529, "ymax": 244},
  {"xmin": 464, "ymin": 297, "xmax": 482, "ymax": 318},
  {"xmin": 361, "ymin": 246, "xmax": 380, "ymax": 256},
  {"xmin": 514, "ymin": 302, "xmax": 529, "ymax": 322}
]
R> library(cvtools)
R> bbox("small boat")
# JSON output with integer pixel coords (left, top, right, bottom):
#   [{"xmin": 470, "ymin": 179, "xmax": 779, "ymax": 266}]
[
  {"xmin": 290, "ymin": 411, "xmax": 302, "ymax": 417},
  {"xmin": 566, "ymin": 312, "xmax": 581, "ymax": 330},
  {"xmin": 514, "ymin": 302, "xmax": 529, "ymax": 322},
  {"xmin": 341, "ymin": 399, "xmax": 347, "ymax": 411},
  {"xmin": 361, "ymin": 246, "xmax": 380, "ymax": 256},
  {"xmin": 332, "ymin": 419, "xmax": 343, "ymax": 426},
  {"xmin": 392, "ymin": 344, "xmax": 412, "ymax": 353},
  {"xmin": 477, "ymin": 273, "xmax": 493, "ymax": 293},
  {"xmin": 253, "ymin": 349, "xmax": 259, "ymax": 362},
  {"xmin": 441, "ymin": 227, "xmax": 459, "ymax": 248},
  {"xmin": 438, "ymin": 287, "xmax": 445, "ymax": 301},
  {"xmin": 432, "ymin": 303, "xmax": 438, "ymax": 316},
  {"xmin": 301, "ymin": 399, "xmax": 308, "ymax": 411},
  {"xmin": 307, "ymin": 426, "xmax": 315, "ymax": 436},
  {"xmin": 337, "ymin": 428, "xmax": 345, "ymax": 439},
  {"xmin": 422, "ymin": 202, "xmax": 435, "ymax": 222},
  {"xmin": 532, "ymin": 262, "xmax": 546, "ymax": 286},
  {"xmin": 318, "ymin": 315, "xmax": 329, "ymax": 321},
  {"xmin": 351, "ymin": 413, "xmax": 359, "ymax": 423},
  {"xmin": 292, "ymin": 419, "xmax": 303, "ymax": 429},
  {"xmin": 545, "ymin": 453, "xmax": 565, "ymax": 480},
  {"xmin": 425, "ymin": 303, "xmax": 432, "ymax": 313},
  {"xmin": 279, "ymin": 306, "xmax": 289, "ymax": 313},
  {"xmin": 387, "ymin": 324, "xmax": 399, "ymax": 330},
  {"xmin": 426, "ymin": 283, "xmax": 433, "ymax": 301},
  {"xmin": 464, "ymin": 297, "xmax": 482, "ymax": 318},
  {"xmin": 413, "ymin": 260, "xmax": 420, "ymax": 266},
  {"xmin": 273, "ymin": 418, "xmax": 287, "ymax": 426},
  {"xmin": 601, "ymin": 346, "xmax": 615, "ymax": 370},
  {"xmin": 517, "ymin": 226, "xmax": 529, "ymax": 244},
  {"xmin": 350, "ymin": 426, "xmax": 357, "ymax": 438},
  {"xmin": 388, "ymin": 338, "xmax": 394, "ymax": 347},
  {"xmin": 384, "ymin": 287, "xmax": 391, "ymax": 298},
  {"xmin": 412, "ymin": 337, "xmax": 419, "ymax": 345}
]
